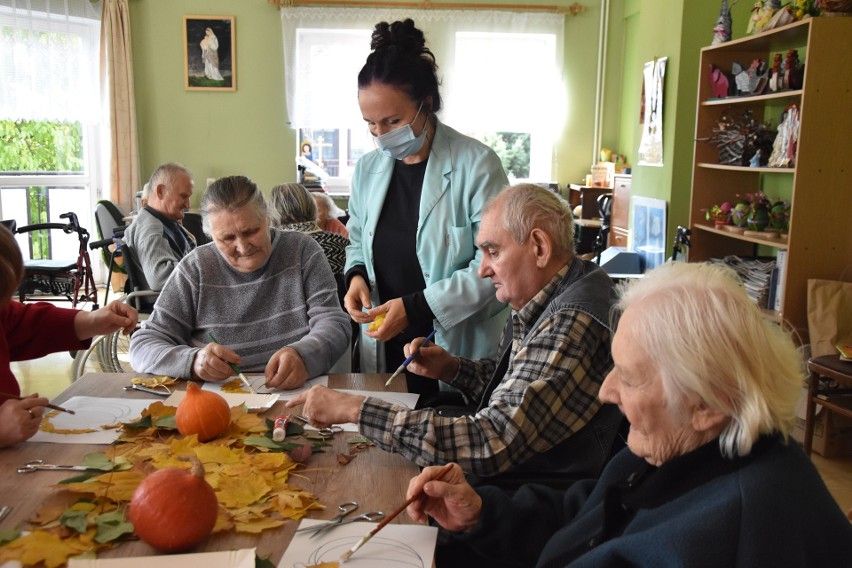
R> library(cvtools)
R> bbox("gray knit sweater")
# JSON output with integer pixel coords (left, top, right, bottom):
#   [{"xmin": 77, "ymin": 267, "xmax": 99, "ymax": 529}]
[
  {"xmin": 123, "ymin": 207, "xmax": 195, "ymax": 291},
  {"xmin": 129, "ymin": 229, "xmax": 351, "ymax": 379}
]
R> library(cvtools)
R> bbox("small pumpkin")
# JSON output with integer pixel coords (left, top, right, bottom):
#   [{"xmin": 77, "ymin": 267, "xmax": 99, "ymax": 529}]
[
  {"xmin": 129, "ymin": 457, "xmax": 219, "ymax": 552},
  {"xmin": 176, "ymin": 382, "xmax": 231, "ymax": 441}
]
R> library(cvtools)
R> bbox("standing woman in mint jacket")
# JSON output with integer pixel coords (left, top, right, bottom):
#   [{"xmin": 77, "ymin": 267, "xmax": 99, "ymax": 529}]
[{"xmin": 344, "ymin": 18, "xmax": 509, "ymax": 396}]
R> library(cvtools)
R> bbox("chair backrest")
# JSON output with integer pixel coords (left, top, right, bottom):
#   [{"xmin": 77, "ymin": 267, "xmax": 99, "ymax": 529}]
[
  {"xmin": 95, "ymin": 200, "xmax": 126, "ymax": 240},
  {"xmin": 182, "ymin": 212, "xmax": 210, "ymax": 246},
  {"xmin": 95, "ymin": 201, "xmax": 128, "ymax": 271},
  {"xmin": 117, "ymin": 239, "xmax": 157, "ymax": 313}
]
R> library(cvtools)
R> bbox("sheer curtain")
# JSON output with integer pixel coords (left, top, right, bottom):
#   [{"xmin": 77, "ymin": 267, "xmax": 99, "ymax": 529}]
[
  {"xmin": 280, "ymin": 8, "xmax": 564, "ymax": 181},
  {"xmin": 0, "ymin": 0, "xmax": 101, "ymax": 123}
]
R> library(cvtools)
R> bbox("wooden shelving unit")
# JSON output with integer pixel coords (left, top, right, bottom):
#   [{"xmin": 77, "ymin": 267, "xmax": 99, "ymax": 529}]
[{"xmin": 688, "ymin": 17, "xmax": 852, "ymax": 340}]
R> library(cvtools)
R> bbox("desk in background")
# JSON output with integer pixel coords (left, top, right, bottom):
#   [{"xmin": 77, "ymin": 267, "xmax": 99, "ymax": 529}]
[{"xmin": 0, "ymin": 373, "xmax": 419, "ymax": 564}]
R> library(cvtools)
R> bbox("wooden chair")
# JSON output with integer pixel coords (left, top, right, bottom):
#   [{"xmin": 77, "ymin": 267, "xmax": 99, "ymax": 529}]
[{"xmin": 802, "ymin": 354, "xmax": 852, "ymax": 456}]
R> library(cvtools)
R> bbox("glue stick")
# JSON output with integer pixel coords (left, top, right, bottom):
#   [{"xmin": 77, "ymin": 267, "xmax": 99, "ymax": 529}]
[{"xmin": 273, "ymin": 415, "xmax": 290, "ymax": 442}]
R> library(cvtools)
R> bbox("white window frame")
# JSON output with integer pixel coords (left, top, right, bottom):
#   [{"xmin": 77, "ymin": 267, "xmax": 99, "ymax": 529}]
[
  {"xmin": 281, "ymin": 8, "xmax": 564, "ymax": 194},
  {"xmin": 0, "ymin": 4, "xmax": 104, "ymax": 278}
]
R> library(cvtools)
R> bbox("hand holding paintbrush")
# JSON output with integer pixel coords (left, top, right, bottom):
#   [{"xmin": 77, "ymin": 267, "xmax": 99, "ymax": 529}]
[
  {"xmin": 206, "ymin": 333, "xmax": 255, "ymax": 393},
  {"xmin": 339, "ymin": 462, "xmax": 458, "ymax": 563},
  {"xmin": 0, "ymin": 391, "xmax": 74, "ymax": 415}
]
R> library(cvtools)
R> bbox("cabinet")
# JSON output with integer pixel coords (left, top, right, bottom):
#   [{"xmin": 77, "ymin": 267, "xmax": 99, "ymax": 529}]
[
  {"xmin": 611, "ymin": 175, "xmax": 631, "ymax": 248},
  {"xmin": 688, "ymin": 18, "xmax": 852, "ymax": 339}
]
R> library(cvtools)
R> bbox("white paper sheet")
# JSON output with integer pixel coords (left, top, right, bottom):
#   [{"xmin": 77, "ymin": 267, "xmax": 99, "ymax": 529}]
[
  {"xmin": 278, "ymin": 520, "xmax": 437, "ymax": 568},
  {"xmin": 164, "ymin": 390, "xmax": 278, "ymax": 412},
  {"xmin": 69, "ymin": 547, "xmax": 256, "ymax": 568},
  {"xmin": 29, "ymin": 397, "xmax": 159, "ymax": 445},
  {"xmin": 202, "ymin": 374, "xmax": 328, "ymax": 400}
]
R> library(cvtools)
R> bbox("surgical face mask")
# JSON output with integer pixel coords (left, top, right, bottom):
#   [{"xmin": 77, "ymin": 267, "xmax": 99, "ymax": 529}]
[{"xmin": 374, "ymin": 103, "xmax": 427, "ymax": 160}]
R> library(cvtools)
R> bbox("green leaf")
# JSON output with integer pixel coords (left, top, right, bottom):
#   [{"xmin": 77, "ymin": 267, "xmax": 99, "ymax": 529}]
[
  {"xmin": 58, "ymin": 471, "xmax": 98, "ymax": 484},
  {"xmin": 94, "ymin": 510, "xmax": 134, "ymax": 544},
  {"xmin": 122, "ymin": 414, "xmax": 152, "ymax": 429},
  {"xmin": 255, "ymin": 554, "xmax": 276, "ymax": 568},
  {"xmin": 0, "ymin": 528, "xmax": 21, "ymax": 545},
  {"xmin": 244, "ymin": 436, "xmax": 293, "ymax": 451},
  {"xmin": 347, "ymin": 436, "xmax": 372, "ymax": 444},
  {"xmin": 60, "ymin": 509, "xmax": 88, "ymax": 534},
  {"xmin": 82, "ymin": 452, "xmax": 115, "ymax": 471},
  {"xmin": 153, "ymin": 414, "xmax": 177, "ymax": 429}
]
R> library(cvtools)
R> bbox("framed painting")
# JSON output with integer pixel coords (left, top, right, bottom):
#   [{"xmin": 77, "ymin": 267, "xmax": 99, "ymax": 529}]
[{"xmin": 184, "ymin": 15, "xmax": 236, "ymax": 91}]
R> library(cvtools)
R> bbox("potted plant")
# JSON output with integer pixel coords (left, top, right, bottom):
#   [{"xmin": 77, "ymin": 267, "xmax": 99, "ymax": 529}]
[
  {"xmin": 745, "ymin": 192, "xmax": 772, "ymax": 231},
  {"xmin": 705, "ymin": 202, "xmax": 733, "ymax": 226}
]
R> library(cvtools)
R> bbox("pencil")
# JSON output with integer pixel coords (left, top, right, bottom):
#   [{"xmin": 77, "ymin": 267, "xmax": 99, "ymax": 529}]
[
  {"xmin": 339, "ymin": 462, "xmax": 454, "ymax": 563},
  {"xmin": 0, "ymin": 391, "xmax": 75, "ymax": 415},
  {"xmin": 385, "ymin": 329, "xmax": 437, "ymax": 387},
  {"xmin": 207, "ymin": 333, "xmax": 255, "ymax": 394}
]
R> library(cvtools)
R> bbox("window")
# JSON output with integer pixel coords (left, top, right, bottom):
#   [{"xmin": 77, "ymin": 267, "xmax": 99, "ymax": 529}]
[
  {"xmin": 0, "ymin": 0, "xmax": 102, "ymax": 272},
  {"xmin": 282, "ymin": 8, "xmax": 564, "ymax": 192}
]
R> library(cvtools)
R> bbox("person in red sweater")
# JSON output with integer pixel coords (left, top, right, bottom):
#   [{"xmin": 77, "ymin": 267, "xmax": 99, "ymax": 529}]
[{"xmin": 0, "ymin": 225, "xmax": 137, "ymax": 448}]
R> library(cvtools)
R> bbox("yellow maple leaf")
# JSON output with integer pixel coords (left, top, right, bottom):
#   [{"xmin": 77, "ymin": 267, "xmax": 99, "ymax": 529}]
[
  {"xmin": 131, "ymin": 375, "xmax": 176, "ymax": 388},
  {"xmin": 60, "ymin": 470, "xmax": 145, "ymax": 502},
  {"xmin": 234, "ymin": 516, "xmax": 286, "ymax": 534},
  {"xmin": 0, "ymin": 530, "xmax": 92, "ymax": 568},
  {"xmin": 216, "ymin": 474, "xmax": 271, "ymax": 508},
  {"xmin": 245, "ymin": 451, "xmax": 288, "ymax": 471},
  {"xmin": 195, "ymin": 444, "xmax": 242, "ymax": 466},
  {"xmin": 220, "ymin": 378, "xmax": 248, "ymax": 393},
  {"xmin": 231, "ymin": 409, "xmax": 267, "ymax": 432}
]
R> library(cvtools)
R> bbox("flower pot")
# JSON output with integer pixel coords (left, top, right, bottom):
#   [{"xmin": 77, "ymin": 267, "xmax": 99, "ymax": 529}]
[{"xmin": 747, "ymin": 209, "xmax": 770, "ymax": 232}]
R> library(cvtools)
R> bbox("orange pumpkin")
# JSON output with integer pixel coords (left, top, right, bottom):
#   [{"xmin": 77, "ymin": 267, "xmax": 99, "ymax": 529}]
[
  {"xmin": 176, "ymin": 382, "xmax": 231, "ymax": 441},
  {"xmin": 129, "ymin": 457, "xmax": 219, "ymax": 552}
]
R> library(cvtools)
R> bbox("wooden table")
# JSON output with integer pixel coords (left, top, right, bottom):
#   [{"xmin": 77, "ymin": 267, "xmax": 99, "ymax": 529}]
[{"xmin": 0, "ymin": 373, "xmax": 420, "ymax": 563}]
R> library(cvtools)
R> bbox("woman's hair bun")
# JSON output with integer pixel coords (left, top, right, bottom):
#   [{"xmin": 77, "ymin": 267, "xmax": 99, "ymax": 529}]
[{"xmin": 370, "ymin": 18, "xmax": 426, "ymax": 55}]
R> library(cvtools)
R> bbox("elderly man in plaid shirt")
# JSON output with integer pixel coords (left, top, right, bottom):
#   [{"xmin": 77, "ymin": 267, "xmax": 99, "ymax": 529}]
[{"xmin": 288, "ymin": 183, "xmax": 624, "ymax": 485}]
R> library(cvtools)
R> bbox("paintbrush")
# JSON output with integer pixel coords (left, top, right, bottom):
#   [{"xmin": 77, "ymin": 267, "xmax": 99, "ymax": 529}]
[
  {"xmin": 207, "ymin": 333, "xmax": 255, "ymax": 394},
  {"xmin": 0, "ymin": 391, "xmax": 75, "ymax": 415},
  {"xmin": 385, "ymin": 329, "xmax": 437, "ymax": 387},
  {"xmin": 339, "ymin": 462, "xmax": 454, "ymax": 563}
]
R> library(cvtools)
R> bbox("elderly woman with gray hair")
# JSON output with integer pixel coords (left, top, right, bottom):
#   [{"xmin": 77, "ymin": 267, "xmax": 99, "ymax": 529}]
[
  {"xmin": 269, "ymin": 183, "xmax": 349, "ymax": 275},
  {"xmin": 407, "ymin": 262, "xmax": 852, "ymax": 567},
  {"xmin": 130, "ymin": 176, "xmax": 350, "ymax": 390}
]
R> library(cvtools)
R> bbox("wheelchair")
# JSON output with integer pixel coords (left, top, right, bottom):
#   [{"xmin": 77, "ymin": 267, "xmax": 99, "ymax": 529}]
[
  {"xmin": 14, "ymin": 212, "xmax": 99, "ymax": 309},
  {"xmin": 71, "ymin": 231, "xmax": 158, "ymax": 381}
]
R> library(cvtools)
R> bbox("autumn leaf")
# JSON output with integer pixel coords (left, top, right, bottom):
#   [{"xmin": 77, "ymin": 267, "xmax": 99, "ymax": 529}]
[
  {"xmin": 93, "ymin": 510, "xmax": 133, "ymax": 544},
  {"xmin": 0, "ymin": 530, "xmax": 91, "ymax": 568},
  {"xmin": 61, "ymin": 509, "xmax": 88, "ymax": 533},
  {"xmin": 336, "ymin": 453, "xmax": 355, "ymax": 465},
  {"xmin": 216, "ymin": 474, "xmax": 271, "ymax": 508}
]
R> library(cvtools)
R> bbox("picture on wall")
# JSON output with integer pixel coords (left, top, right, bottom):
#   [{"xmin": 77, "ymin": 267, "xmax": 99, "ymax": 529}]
[
  {"xmin": 184, "ymin": 15, "xmax": 236, "ymax": 91},
  {"xmin": 630, "ymin": 196, "xmax": 667, "ymax": 271},
  {"xmin": 637, "ymin": 56, "xmax": 666, "ymax": 166}
]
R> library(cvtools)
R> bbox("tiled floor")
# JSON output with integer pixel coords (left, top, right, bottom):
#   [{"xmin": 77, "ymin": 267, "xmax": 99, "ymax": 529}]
[{"xmin": 10, "ymin": 346, "xmax": 852, "ymax": 519}]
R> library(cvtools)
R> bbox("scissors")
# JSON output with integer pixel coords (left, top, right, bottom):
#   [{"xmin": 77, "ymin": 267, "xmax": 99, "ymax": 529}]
[
  {"xmin": 17, "ymin": 460, "xmax": 94, "ymax": 474},
  {"xmin": 294, "ymin": 502, "xmax": 384, "ymax": 538},
  {"xmin": 315, "ymin": 425, "xmax": 344, "ymax": 438}
]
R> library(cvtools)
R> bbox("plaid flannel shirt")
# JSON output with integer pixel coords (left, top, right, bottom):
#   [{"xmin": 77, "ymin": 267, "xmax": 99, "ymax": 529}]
[{"xmin": 358, "ymin": 265, "xmax": 613, "ymax": 477}]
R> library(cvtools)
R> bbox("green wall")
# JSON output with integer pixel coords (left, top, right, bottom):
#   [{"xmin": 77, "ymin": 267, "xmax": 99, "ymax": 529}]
[
  {"xmin": 611, "ymin": 0, "xmax": 756, "ymax": 251},
  {"xmin": 129, "ymin": 0, "xmax": 755, "ymax": 234},
  {"xmin": 130, "ymin": 0, "xmax": 289, "ymax": 205},
  {"xmin": 130, "ymin": 0, "xmax": 612, "ymax": 205}
]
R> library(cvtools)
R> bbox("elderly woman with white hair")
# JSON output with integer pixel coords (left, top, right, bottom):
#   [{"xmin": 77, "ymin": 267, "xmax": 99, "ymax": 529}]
[
  {"xmin": 407, "ymin": 262, "xmax": 852, "ymax": 567},
  {"xmin": 130, "ymin": 176, "xmax": 350, "ymax": 390}
]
